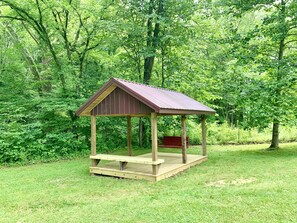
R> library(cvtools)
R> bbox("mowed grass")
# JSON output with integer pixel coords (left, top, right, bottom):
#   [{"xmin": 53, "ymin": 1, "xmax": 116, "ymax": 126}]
[{"xmin": 1, "ymin": 143, "xmax": 297, "ymax": 223}]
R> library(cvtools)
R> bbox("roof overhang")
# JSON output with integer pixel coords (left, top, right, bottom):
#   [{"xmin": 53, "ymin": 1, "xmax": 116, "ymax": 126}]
[{"xmin": 76, "ymin": 78, "xmax": 216, "ymax": 117}]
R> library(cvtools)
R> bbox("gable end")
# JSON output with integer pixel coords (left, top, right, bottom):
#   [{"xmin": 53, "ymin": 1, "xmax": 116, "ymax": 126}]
[{"xmin": 91, "ymin": 87, "xmax": 153, "ymax": 116}]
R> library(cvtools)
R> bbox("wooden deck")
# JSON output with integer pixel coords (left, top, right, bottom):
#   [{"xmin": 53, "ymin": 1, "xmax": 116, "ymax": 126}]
[{"xmin": 90, "ymin": 152, "xmax": 207, "ymax": 182}]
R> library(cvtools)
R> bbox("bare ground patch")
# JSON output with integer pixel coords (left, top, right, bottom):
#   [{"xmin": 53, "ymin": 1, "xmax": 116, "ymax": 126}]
[{"xmin": 206, "ymin": 178, "xmax": 257, "ymax": 187}]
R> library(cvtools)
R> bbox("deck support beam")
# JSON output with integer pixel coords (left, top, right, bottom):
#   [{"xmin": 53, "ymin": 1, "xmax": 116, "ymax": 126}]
[
  {"xmin": 91, "ymin": 115, "xmax": 99, "ymax": 168},
  {"xmin": 201, "ymin": 114, "xmax": 207, "ymax": 156},
  {"xmin": 151, "ymin": 112, "xmax": 158, "ymax": 175},
  {"xmin": 181, "ymin": 115, "xmax": 187, "ymax": 163},
  {"xmin": 127, "ymin": 116, "xmax": 132, "ymax": 156}
]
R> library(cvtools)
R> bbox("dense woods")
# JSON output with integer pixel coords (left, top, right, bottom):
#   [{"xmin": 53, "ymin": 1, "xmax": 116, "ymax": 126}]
[{"xmin": 0, "ymin": 0, "xmax": 296, "ymax": 164}]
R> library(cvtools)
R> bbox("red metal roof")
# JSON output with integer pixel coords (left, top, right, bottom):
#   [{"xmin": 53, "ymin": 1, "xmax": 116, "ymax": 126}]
[{"xmin": 76, "ymin": 78, "xmax": 215, "ymax": 116}]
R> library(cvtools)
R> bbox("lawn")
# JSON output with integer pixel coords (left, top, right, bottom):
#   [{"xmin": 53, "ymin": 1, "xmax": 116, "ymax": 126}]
[{"xmin": 1, "ymin": 143, "xmax": 297, "ymax": 223}]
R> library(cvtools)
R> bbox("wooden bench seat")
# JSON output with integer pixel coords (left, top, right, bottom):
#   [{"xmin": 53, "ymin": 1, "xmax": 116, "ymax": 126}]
[
  {"xmin": 90, "ymin": 154, "xmax": 164, "ymax": 173},
  {"xmin": 159, "ymin": 136, "xmax": 189, "ymax": 149}
]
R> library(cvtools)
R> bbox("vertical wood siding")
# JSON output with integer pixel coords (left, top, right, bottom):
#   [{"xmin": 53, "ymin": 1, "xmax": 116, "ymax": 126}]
[{"xmin": 91, "ymin": 87, "xmax": 153, "ymax": 116}]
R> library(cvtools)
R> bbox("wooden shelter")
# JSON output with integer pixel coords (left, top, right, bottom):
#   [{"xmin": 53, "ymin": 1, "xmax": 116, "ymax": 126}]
[{"xmin": 76, "ymin": 78, "xmax": 215, "ymax": 181}]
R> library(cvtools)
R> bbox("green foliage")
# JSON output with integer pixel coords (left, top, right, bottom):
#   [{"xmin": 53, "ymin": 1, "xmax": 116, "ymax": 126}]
[
  {"xmin": 204, "ymin": 122, "xmax": 297, "ymax": 145},
  {"xmin": 0, "ymin": 97, "xmax": 89, "ymax": 164},
  {"xmin": 158, "ymin": 118, "xmax": 297, "ymax": 146}
]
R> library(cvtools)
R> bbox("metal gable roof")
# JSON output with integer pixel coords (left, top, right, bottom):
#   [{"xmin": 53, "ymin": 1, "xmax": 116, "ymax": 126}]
[{"xmin": 76, "ymin": 78, "xmax": 215, "ymax": 116}]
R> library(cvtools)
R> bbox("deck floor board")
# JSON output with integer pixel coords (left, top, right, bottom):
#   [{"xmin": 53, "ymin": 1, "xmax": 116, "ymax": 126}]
[{"xmin": 90, "ymin": 152, "xmax": 207, "ymax": 181}]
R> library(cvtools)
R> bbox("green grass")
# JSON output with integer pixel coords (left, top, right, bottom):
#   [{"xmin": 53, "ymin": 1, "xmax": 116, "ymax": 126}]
[{"xmin": 1, "ymin": 143, "xmax": 297, "ymax": 223}]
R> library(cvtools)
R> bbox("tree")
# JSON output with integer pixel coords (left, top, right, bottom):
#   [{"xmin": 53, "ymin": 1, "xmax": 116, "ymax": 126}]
[
  {"xmin": 114, "ymin": 0, "xmax": 197, "ymax": 146},
  {"xmin": 220, "ymin": 0, "xmax": 297, "ymax": 148},
  {"xmin": 0, "ymin": 0, "xmax": 114, "ymax": 95}
]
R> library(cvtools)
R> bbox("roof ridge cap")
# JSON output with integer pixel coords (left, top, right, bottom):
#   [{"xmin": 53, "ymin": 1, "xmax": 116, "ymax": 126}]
[{"xmin": 112, "ymin": 77, "xmax": 182, "ymax": 94}]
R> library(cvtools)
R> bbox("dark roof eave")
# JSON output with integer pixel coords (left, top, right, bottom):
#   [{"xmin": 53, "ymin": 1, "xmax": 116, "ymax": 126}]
[{"xmin": 158, "ymin": 108, "xmax": 216, "ymax": 115}]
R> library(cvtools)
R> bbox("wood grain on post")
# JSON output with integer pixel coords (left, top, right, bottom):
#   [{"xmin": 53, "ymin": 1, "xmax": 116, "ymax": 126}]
[
  {"xmin": 151, "ymin": 112, "xmax": 158, "ymax": 174},
  {"xmin": 181, "ymin": 115, "xmax": 187, "ymax": 163},
  {"xmin": 201, "ymin": 114, "xmax": 207, "ymax": 156},
  {"xmin": 91, "ymin": 115, "xmax": 97, "ymax": 167},
  {"xmin": 127, "ymin": 116, "xmax": 132, "ymax": 156},
  {"xmin": 91, "ymin": 116, "xmax": 96, "ymax": 155}
]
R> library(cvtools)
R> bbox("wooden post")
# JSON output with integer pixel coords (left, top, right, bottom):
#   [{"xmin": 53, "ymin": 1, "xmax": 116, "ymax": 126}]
[
  {"xmin": 91, "ymin": 115, "xmax": 98, "ymax": 168},
  {"xmin": 151, "ymin": 112, "xmax": 158, "ymax": 175},
  {"xmin": 127, "ymin": 116, "xmax": 132, "ymax": 156},
  {"xmin": 201, "ymin": 114, "xmax": 207, "ymax": 156},
  {"xmin": 181, "ymin": 115, "xmax": 187, "ymax": 163}
]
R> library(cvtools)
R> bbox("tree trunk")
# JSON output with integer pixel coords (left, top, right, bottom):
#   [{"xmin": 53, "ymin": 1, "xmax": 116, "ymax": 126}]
[
  {"xmin": 143, "ymin": 0, "xmax": 154, "ymax": 84},
  {"xmin": 6, "ymin": 25, "xmax": 44, "ymax": 96},
  {"xmin": 143, "ymin": 0, "xmax": 163, "ymax": 84},
  {"xmin": 144, "ymin": 57, "xmax": 155, "ymax": 84},
  {"xmin": 137, "ymin": 57, "xmax": 142, "ymax": 81},
  {"xmin": 138, "ymin": 117, "xmax": 144, "ymax": 147},
  {"xmin": 269, "ymin": 121, "xmax": 279, "ymax": 149},
  {"xmin": 161, "ymin": 46, "xmax": 165, "ymax": 87},
  {"xmin": 269, "ymin": 0, "xmax": 285, "ymax": 149},
  {"xmin": 141, "ymin": 0, "xmax": 164, "ymax": 143}
]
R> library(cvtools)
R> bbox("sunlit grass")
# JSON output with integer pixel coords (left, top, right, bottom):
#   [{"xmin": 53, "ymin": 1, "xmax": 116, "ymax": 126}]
[{"xmin": 1, "ymin": 143, "xmax": 297, "ymax": 222}]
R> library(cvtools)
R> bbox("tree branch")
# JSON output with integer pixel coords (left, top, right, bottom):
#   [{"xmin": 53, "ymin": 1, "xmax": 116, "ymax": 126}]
[
  {"xmin": 284, "ymin": 39, "xmax": 297, "ymax": 46},
  {"xmin": 21, "ymin": 21, "xmax": 39, "ymax": 45},
  {"xmin": 35, "ymin": 0, "xmax": 43, "ymax": 25},
  {"xmin": 86, "ymin": 42, "xmax": 100, "ymax": 51},
  {"xmin": 0, "ymin": 15, "xmax": 24, "ymax": 21}
]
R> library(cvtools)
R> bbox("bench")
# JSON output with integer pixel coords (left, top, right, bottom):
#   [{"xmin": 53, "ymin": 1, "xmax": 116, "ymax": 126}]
[
  {"xmin": 159, "ymin": 136, "xmax": 189, "ymax": 149},
  {"xmin": 90, "ymin": 154, "xmax": 164, "ymax": 173}
]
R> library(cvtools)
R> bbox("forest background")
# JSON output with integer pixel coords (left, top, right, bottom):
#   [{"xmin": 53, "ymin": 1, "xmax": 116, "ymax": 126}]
[{"xmin": 0, "ymin": 0, "xmax": 296, "ymax": 164}]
